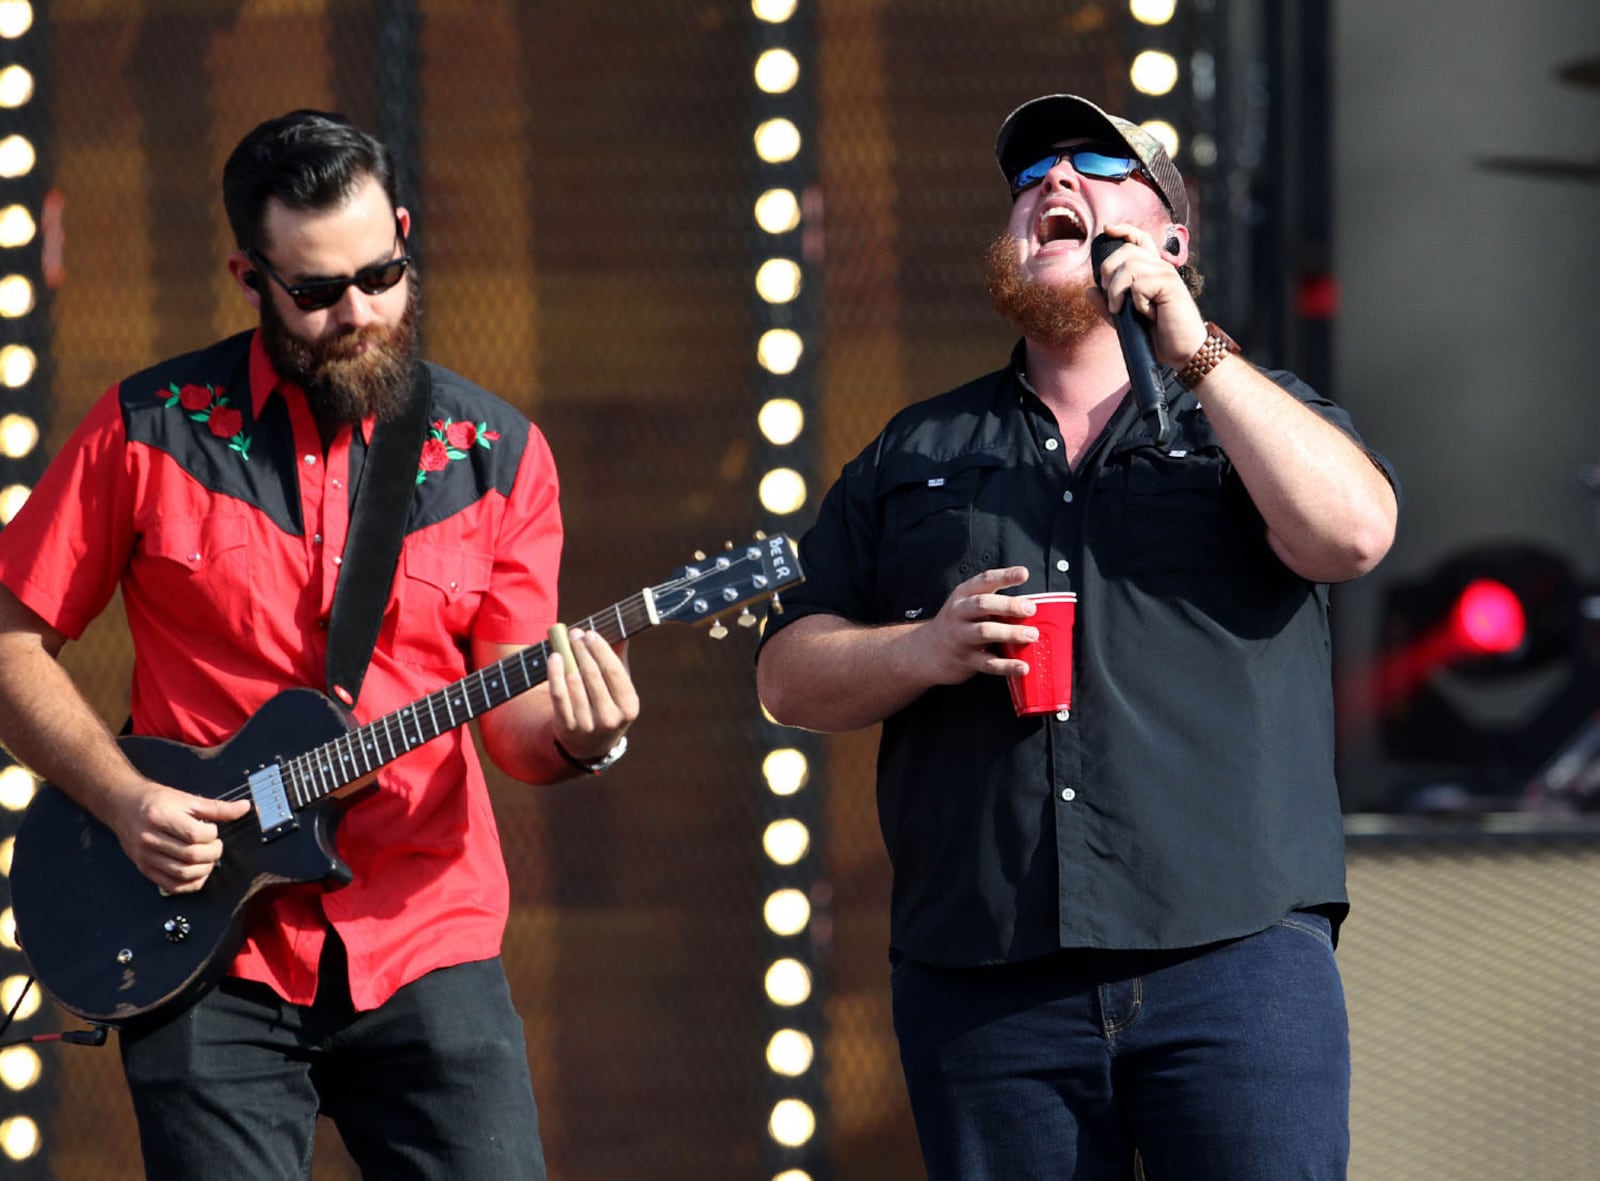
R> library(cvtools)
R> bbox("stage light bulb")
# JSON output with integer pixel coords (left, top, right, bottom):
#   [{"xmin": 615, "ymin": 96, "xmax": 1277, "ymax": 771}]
[
  {"xmin": 0, "ymin": 1045, "xmax": 40, "ymax": 1091},
  {"xmin": 764, "ymin": 957, "xmax": 812, "ymax": 1006},
  {"xmin": 1141, "ymin": 119, "xmax": 1179, "ymax": 158},
  {"xmin": 755, "ymin": 188, "xmax": 801, "ymax": 234},
  {"xmin": 1130, "ymin": 50, "xmax": 1179, "ymax": 96},
  {"xmin": 764, "ymin": 888, "xmax": 811, "ymax": 936},
  {"xmin": 763, "ymin": 818, "xmax": 810, "ymax": 865},
  {"xmin": 0, "ymin": 135, "xmax": 33, "ymax": 178},
  {"xmin": 0, "ymin": 1115, "xmax": 39, "ymax": 1162},
  {"xmin": 1130, "ymin": 0, "xmax": 1177, "ymax": 23},
  {"xmin": 0, "ymin": 343, "xmax": 34, "ymax": 386},
  {"xmin": 756, "ymin": 257, "xmax": 802, "ymax": 303},
  {"xmin": 758, "ymin": 467, "xmax": 807, "ymax": 515},
  {"xmin": 0, "ymin": 274, "xmax": 34, "ymax": 317},
  {"xmin": 754, "ymin": 118, "xmax": 801, "ymax": 164},
  {"xmin": 752, "ymin": 0, "xmax": 798, "ymax": 22},
  {"xmin": 0, "ymin": 764, "xmax": 34, "ymax": 810},
  {"xmin": 766, "ymin": 1028, "xmax": 815, "ymax": 1076},
  {"xmin": 0, "ymin": 204, "xmax": 33, "ymax": 247},
  {"xmin": 757, "ymin": 328, "xmax": 803, "ymax": 374},
  {"xmin": 755, "ymin": 48, "xmax": 800, "ymax": 94},
  {"xmin": 0, "ymin": 484, "xmax": 30, "ymax": 523},
  {"xmin": 758, "ymin": 397, "xmax": 804, "ymax": 445},
  {"xmin": 769, "ymin": 1098, "xmax": 816, "ymax": 1147},
  {"xmin": 773, "ymin": 1171, "xmax": 813, "ymax": 1181},
  {"xmin": 1452, "ymin": 579, "xmax": 1526, "ymax": 655},
  {"xmin": 0, "ymin": 975, "xmax": 38, "ymax": 1021},
  {"xmin": 763, "ymin": 747, "xmax": 809, "ymax": 795},
  {"xmin": 0, "ymin": 3, "xmax": 31, "ymax": 39},
  {"xmin": 0, "ymin": 907, "xmax": 15, "ymax": 950},
  {"xmin": 0, "ymin": 413, "xmax": 37, "ymax": 458}
]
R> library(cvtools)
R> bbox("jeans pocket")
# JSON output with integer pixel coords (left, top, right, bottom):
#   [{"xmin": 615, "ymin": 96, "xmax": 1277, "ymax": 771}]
[{"xmin": 1274, "ymin": 909, "xmax": 1334, "ymax": 949}]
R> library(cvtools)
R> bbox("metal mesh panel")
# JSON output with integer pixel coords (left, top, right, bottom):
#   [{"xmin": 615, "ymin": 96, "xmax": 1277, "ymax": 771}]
[{"xmin": 1344, "ymin": 835, "xmax": 1600, "ymax": 1179}]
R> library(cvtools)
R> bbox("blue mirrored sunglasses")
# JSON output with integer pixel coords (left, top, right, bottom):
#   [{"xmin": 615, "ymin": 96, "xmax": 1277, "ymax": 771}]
[{"xmin": 1009, "ymin": 144, "xmax": 1144, "ymax": 198}]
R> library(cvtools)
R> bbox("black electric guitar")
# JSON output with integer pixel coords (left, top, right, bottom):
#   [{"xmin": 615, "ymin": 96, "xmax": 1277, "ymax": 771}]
[{"xmin": 9, "ymin": 535, "xmax": 801, "ymax": 1027}]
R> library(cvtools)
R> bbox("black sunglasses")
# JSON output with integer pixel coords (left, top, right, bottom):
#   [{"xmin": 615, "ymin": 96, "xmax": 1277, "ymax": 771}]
[
  {"xmin": 247, "ymin": 217, "xmax": 411, "ymax": 311},
  {"xmin": 1009, "ymin": 144, "xmax": 1147, "ymax": 199}
]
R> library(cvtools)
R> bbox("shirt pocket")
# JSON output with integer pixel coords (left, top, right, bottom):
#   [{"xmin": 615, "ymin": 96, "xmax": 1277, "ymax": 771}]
[
  {"xmin": 876, "ymin": 452, "xmax": 1005, "ymax": 621},
  {"xmin": 388, "ymin": 541, "xmax": 494, "ymax": 671},
  {"xmin": 1107, "ymin": 446, "xmax": 1253, "ymax": 579},
  {"xmin": 137, "ymin": 513, "xmax": 258, "ymax": 636}
]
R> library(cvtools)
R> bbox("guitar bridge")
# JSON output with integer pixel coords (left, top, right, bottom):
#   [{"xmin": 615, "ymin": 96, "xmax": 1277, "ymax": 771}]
[{"xmin": 247, "ymin": 764, "xmax": 297, "ymax": 839}]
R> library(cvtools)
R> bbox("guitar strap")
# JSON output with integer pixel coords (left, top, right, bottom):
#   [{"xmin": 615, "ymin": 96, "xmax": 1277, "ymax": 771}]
[{"xmin": 324, "ymin": 361, "xmax": 433, "ymax": 709}]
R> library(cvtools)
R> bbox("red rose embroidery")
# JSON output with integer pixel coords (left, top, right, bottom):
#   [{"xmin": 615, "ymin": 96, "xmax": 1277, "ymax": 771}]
[
  {"xmin": 208, "ymin": 407, "xmax": 243, "ymax": 439},
  {"xmin": 178, "ymin": 384, "xmax": 213, "ymax": 411},
  {"xmin": 445, "ymin": 420, "xmax": 478, "ymax": 450},
  {"xmin": 420, "ymin": 438, "xmax": 452, "ymax": 471}
]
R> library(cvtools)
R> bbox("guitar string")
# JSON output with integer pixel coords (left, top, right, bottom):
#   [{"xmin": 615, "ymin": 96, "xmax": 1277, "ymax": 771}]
[{"xmin": 203, "ymin": 591, "xmax": 664, "ymax": 842}]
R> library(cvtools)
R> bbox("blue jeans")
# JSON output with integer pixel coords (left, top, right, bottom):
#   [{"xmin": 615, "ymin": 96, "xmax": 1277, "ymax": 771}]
[
  {"xmin": 891, "ymin": 912, "xmax": 1349, "ymax": 1180},
  {"xmin": 120, "ymin": 942, "xmax": 546, "ymax": 1180}
]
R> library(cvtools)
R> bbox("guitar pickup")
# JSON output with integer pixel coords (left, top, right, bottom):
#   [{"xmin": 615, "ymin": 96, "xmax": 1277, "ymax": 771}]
[{"xmin": 247, "ymin": 765, "xmax": 297, "ymax": 839}]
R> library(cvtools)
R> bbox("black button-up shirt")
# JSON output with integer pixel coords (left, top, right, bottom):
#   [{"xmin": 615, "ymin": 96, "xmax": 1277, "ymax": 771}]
[{"xmin": 763, "ymin": 345, "xmax": 1399, "ymax": 965}]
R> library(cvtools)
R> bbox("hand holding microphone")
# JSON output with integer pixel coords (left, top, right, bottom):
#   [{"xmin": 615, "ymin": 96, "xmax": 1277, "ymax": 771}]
[{"xmin": 1091, "ymin": 232, "xmax": 1174, "ymax": 449}]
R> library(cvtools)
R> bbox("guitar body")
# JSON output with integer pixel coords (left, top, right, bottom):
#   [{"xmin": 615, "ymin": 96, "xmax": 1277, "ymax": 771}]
[{"xmin": 11, "ymin": 688, "xmax": 358, "ymax": 1027}]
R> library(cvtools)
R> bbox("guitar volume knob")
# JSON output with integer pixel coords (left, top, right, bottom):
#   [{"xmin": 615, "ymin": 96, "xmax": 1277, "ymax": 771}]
[{"xmin": 164, "ymin": 916, "xmax": 192, "ymax": 943}]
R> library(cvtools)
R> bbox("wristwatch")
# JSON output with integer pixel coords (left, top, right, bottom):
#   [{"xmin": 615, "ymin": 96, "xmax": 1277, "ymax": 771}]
[
  {"xmin": 555, "ymin": 735, "xmax": 629, "ymax": 775},
  {"xmin": 1176, "ymin": 321, "xmax": 1240, "ymax": 390}
]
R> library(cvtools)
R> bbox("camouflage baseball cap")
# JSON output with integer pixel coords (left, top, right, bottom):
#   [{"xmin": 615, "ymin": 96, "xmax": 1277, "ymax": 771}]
[{"xmin": 995, "ymin": 94, "xmax": 1189, "ymax": 226}]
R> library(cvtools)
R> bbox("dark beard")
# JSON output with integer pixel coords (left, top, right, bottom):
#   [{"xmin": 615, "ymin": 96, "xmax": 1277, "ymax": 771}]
[
  {"xmin": 983, "ymin": 235, "xmax": 1106, "ymax": 348},
  {"xmin": 259, "ymin": 270, "xmax": 422, "ymax": 425}
]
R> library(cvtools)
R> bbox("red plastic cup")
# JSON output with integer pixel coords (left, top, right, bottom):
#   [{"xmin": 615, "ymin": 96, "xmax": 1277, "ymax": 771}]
[{"xmin": 999, "ymin": 593, "xmax": 1077, "ymax": 718}]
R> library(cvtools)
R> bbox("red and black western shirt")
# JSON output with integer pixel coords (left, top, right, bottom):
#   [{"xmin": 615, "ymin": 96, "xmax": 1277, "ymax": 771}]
[{"xmin": 0, "ymin": 329, "xmax": 562, "ymax": 1009}]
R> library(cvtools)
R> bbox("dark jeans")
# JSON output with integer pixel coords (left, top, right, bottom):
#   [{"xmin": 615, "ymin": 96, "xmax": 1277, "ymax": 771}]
[
  {"xmin": 891, "ymin": 912, "xmax": 1349, "ymax": 1181},
  {"xmin": 120, "ymin": 940, "xmax": 545, "ymax": 1180}
]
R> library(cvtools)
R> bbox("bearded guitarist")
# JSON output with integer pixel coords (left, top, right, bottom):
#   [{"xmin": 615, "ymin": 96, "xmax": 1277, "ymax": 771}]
[{"xmin": 0, "ymin": 110, "xmax": 636, "ymax": 1181}]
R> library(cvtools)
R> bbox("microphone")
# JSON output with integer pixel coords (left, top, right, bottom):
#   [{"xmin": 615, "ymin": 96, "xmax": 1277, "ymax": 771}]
[{"xmin": 1091, "ymin": 233, "xmax": 1173, "ymax": 449}]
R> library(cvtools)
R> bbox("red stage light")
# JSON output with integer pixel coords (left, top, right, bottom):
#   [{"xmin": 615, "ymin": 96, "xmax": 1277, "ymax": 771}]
[{"xmin": 1450, "ymin": 578, "xmax": 1526, "ymax": 656}]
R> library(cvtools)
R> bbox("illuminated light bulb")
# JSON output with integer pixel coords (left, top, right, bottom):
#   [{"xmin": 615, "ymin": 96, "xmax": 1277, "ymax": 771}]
[
  {"xmin": 773, "ymin": 1172, "xmax": 813, "ymax": 1181},
  {"xmin": 0, "ymin": 484, "xmax": 30, "ymax": 524},
  {"xmin": 0, "ymin": 763, "xmax": 34, "ymax": 811},
  {"xmin": 0, "ymin": 764, "xmax": 33, "ymax": 810},
  {"xmin": 755, "ymin": 257, "xmax": 802, "ymax": 303},
  {"xmin": 0, "ymin": 1115, "xmax": 40, "ymax": 1162},
  {"xmin": 0, "ymin": 1045, "xmax": 40, "ymax": 1091},
  {"xmin": 766, "ymin": 1028, "xmax": 815, "ymax": 1076},
  {"xmin": 763, "ymin": 819, "xmax": 810, "ymax": 866},
  {"xmin": 0, "ymin": 344, "xmax": 34, "ymax": 386},
  {"xmin": 1130, "ymin": 0, "xmax": 1177, "ymax": 23},
  {"xmin": 0, "ymin": 273, "xmax": 34, "ymax": 317},
  {"xmin": 1451, "ymin": 579, "xmax": 1526, "ymax": 656},
  {"xmin": 0, "ymin": 135, "xmax": 34, "ymax": 178},
  {"xmin": 752, "ymin": 0, "xmax": 798, "ymax": 22},
  {"xmin": 0, "ymin": 2, "xmax": 33, "ymax": 39},
  {"xmin": 763, "ymin": 747, "xmax": 809, "ymax": 795},
  {"xmin": 768, "ymin": 1098, "xmax": 816, "ymax": 1147},
  {"xmin": 757, "ymin": 328, "xmax": 803, "ymax": 374},
  {"xmin": 0, "ymin": 65, "xmax": 31, "ymax": 108},
  {"xmin": 755, "ymin": 188, "xmax": 801, "ymax": 234},
  {"xmin": 758, "ymin": 467, "xmax": 807, "ymax": 515},
  {"xmin": 0, "ymin": 907, "xmax": 15, "ymax": 951},
  {"xmin": 0, "ymin": 204, "xmax": 33, "ymax": 247},
  {"xmin": 754, "ymin": 118, "xmax": 801, "ymax": 164},
  {"xmin": 754, "ymin": 48, "xmax": 800, "ymax": 94},
  {"xmin": 1140, "ymin": 120, "xmax": 1179, "ymax": 158},
  {"xmin": 1130, "ymin": 50, "xmax": 1179, "ymax": 96},
  {"xmin": 758, "ymin": 398, "xmax": 804, "ymax": 446},
  {"xmin": 764, "ymin": 887, "xmax": 811, "ymax": 936},
  {"xmin": 0, "ymin": 975, "xmax": 38, "ymax": 1021},
  {"xmin": 764, "ymin": 957, "xmax": 812, "ymax": 1006},
  {"xmin": 0, "ymin": 837, "xmax": 11, "ymax": 876},
  {"xmin": 0, "ymin": 414, "xmax": 37, "ymax": 459}
]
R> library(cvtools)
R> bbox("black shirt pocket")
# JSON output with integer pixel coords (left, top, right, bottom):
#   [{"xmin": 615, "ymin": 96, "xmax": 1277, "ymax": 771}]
[
  {"xmin": 1105, "ymin": 445, "xmax": 1256, "ymax": 580},
  {"xmin": 875, "ymin": 451, "xmax": 1005, "ymax": 622}
]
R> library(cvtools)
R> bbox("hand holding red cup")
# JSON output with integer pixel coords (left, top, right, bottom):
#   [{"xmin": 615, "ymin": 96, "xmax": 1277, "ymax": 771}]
[{"xmin": 998, "ymin": 592, "xmax": 1077, "ymax": 717}]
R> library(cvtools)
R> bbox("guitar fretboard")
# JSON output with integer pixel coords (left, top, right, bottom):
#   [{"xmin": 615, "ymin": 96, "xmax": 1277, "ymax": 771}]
[{"xmin": 279, "ymin": 592, "xmax": 657, "ymax": 808}]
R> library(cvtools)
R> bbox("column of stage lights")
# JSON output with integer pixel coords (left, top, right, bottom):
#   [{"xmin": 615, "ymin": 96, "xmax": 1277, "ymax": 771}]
[
  {"xmin": 748, "ymin": 3, "xmax": 826, "ymax": 1180},
  {"xmin": 0, "ymin": 3, "xmax": 54, "ymax": 1176},
  {"xmin": 1124, "ymin": 0, "xmax": 1193, "ymax": 199}
]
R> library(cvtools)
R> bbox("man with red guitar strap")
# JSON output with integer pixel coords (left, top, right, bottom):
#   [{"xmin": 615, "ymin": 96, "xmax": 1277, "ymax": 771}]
[{"xmin": 0, "ymin": 110, "xmax": 637, "ymax": 1179}]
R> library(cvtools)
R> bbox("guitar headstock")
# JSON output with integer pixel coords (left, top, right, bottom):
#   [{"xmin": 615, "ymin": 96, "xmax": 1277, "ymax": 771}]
[{"xmin": 650, "ymin": 534, "xmax": 804, "ymax": 635}]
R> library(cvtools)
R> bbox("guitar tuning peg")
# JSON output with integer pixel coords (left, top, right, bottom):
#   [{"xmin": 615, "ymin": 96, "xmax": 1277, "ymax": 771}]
[
  {"xmin": 753, "ymin": 530, "xmax": 768, "ymax": 541},
  {"xmin": 694, "ymin": 550, "xmax": 708, "ymax": 562},
  {"xmin": 723, "ymin": 540, "xmax": 735, "ymax": 551},
  {"xmin": 737, "ymin": 607, "xmax": 757, "ymax": 628},
  {"xmin": 770, "ymin": 592, "xmax": 784, "ymax": 615},
  {"xmin": 709, "ymin": 619, "xmax": 729, "ymax": 639}
]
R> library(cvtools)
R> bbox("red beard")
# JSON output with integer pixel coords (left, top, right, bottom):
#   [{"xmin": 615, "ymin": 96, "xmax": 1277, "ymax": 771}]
[{"xmin": 983, "ymin": 235, "xmax": 1107, "ymax": 348}]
